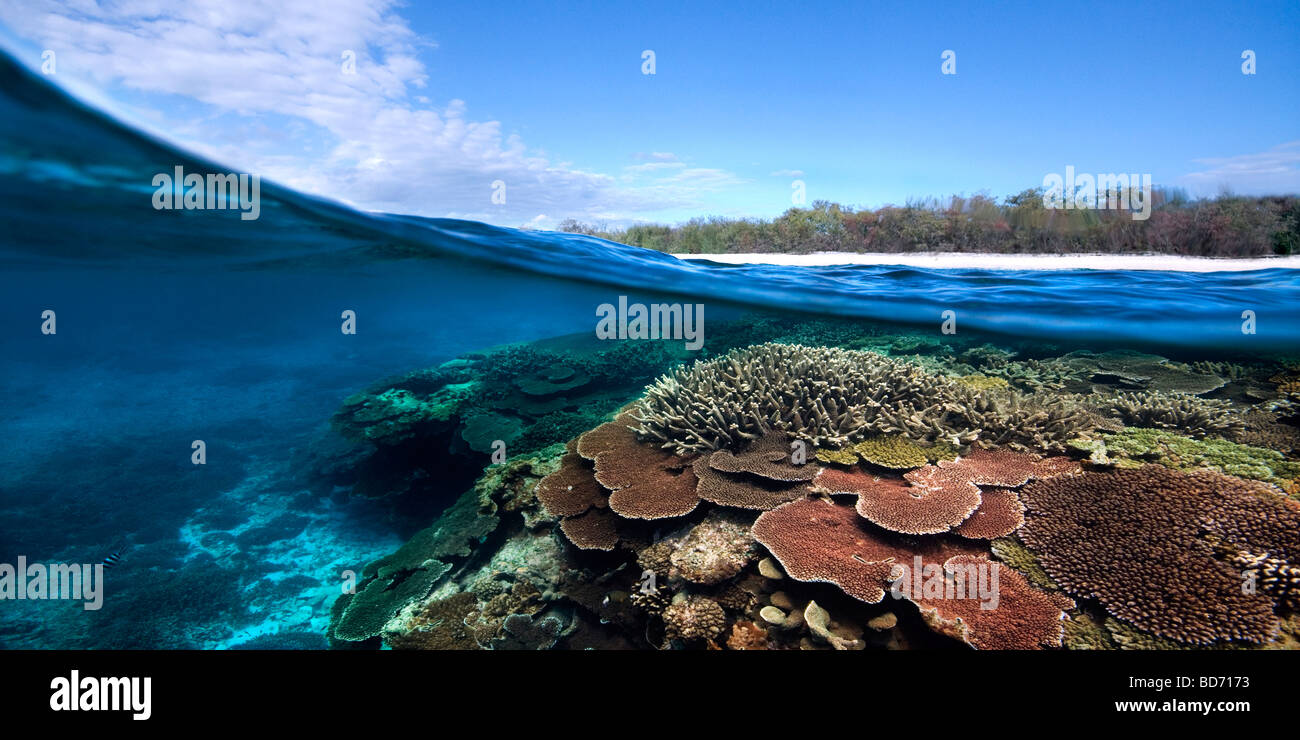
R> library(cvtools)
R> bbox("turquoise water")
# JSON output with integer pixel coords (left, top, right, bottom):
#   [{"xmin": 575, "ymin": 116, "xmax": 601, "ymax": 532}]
[{"xmin": 1, "ymin": 51, "xmax": 1297, "ymax": 650}]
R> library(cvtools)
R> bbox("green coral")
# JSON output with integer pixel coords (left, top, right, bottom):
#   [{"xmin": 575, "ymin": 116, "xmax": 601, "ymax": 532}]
[
  {"xmin": 1075, "ymin": 428, "xmax": 1300, "ymax": 488},
  {"xmin": 990, "ymin": 536, "xmax": 1058, "ymax": 591},
  {"xmin": 332, "ymin": 560, "xmax": 453, "ymax": 642}
]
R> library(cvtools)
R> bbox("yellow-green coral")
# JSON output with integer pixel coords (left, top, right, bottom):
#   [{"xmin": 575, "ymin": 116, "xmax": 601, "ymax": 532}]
[
  {"xmin": 1063, "ymin": 611, "xmax": 1114, "ymax": 651},
  {"xmin": 814, "ymin": 447, "xmax": 860, "ymax": 466},
  {"xmin": 990, "ymin": 536, "xmax": 1058, "ymax": 591},
  {"xmin": 1106, "ymin": 618, "xmax": 1196, "ymax": 651},
  {"xmin": 815, "ymin": 435, "xmax": 935, "ymax": 468},
  {"xmin": 922, "ymin": 440, "xmax": 961, "ymax": 463},
  {"xmin": 1074, "ymin": 428, "xmax": 1300, "ymax": 489},
  {"xmin": 851, "ymin": 435, "xmax": 929, "ymax": 469},
  {"xmin": 955, "ymin": 374, "xmax": 1010, "ymax": 392}
]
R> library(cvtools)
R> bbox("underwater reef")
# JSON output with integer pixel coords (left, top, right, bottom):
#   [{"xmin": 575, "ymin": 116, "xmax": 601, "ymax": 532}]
[{"xmin": 319, "ymin": 318, "xmax": 1300, "ymax": 650}]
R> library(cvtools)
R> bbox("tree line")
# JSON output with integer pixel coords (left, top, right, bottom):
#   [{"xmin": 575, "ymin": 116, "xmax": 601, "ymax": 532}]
[{"xmin": 555, "ymin": 189, "xmax": 1300, "ymax": 257}]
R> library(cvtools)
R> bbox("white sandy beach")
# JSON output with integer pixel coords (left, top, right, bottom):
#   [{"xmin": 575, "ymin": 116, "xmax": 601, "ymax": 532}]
[{"xmin": 672, "ymin": 252, "xmax": 1300, "ymax": 272}]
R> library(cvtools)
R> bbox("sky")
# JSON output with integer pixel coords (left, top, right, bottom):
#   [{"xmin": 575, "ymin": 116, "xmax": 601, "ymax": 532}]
[{"xmin": 1, "ymin": 0, "xmax": 1297, "ymax": 229}]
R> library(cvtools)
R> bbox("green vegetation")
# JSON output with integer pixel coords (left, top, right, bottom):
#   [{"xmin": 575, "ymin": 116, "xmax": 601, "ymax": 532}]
[{"xmin": 557, "ymin": 190, "xmax": 1300, "ymax": 258}]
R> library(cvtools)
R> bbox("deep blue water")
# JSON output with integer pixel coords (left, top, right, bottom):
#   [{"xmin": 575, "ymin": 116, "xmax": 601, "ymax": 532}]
[{"xmin": 1, "ymin": 50, "xmax": 1297, "ymax": 648}]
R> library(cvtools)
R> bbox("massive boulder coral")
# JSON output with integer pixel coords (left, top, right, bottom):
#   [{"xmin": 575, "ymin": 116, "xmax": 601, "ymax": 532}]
[
  {"xmin": 632, "ymin": 343, "xmax": 1100, "ymax": 454},
  {"xmin": 662, "ymin": 595, "xmax": 728, "ymax": 643},
  {"xmin": 1019, "ymin": 465, "xmax": 1300, "ymax": 645}
]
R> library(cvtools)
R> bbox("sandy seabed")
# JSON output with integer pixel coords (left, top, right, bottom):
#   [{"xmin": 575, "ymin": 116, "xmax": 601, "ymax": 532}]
[{"xmin": 672, "ymin": 252, "xmax": 1300, "ymax": 272}]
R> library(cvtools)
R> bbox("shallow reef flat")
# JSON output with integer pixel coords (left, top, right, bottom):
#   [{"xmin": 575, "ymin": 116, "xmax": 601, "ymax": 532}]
[{"xmin": 320, "ymin": 316, "xmax": 1300, "ymax": 650}]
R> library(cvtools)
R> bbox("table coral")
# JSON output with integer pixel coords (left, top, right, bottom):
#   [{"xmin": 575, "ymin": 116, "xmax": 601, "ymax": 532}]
[
  {"xmin": 910, "ymin": 554, "xmax": 1074, "ymax": 650},
  {"xmin": 576, "ymin": 412, "xmax": 700, "ymax": 519},
  {"xmin": 535, "ymin": 452, "xmax": 607, "ymax": 517},
  {"xmin": 1019, "ymin": 466, "xmax": 1300, "ymax": 645},
  {"xmin": 752, "ymin": 497, "xmax": 1070, "ymax": 649},
  {"xmin": 753, "ymin": 497, "xmax": 982, "ymax": 603},
  {"xmin": 708, "ymin": 432, "xmax": 816, "ymax": 481},
  {"xmin": 814, "ymin": 466, "xmax": 981, "ymax": 536},
  {"xmin": 694, "ymin": 457, "xmax": 810, "ymax": 511},
  {"xmin": 953, "ymin": 487, "xmax": 1024, "ymax": 540},
  {"xmin": 558, "ymin": 508, "xmax": 620, "ymax": 551},
  {"xmin": 813, "ymin": 448, "xmax": 1073, "ymax": 536}
]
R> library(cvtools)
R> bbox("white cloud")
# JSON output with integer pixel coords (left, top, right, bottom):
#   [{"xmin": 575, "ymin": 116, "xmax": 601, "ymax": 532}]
[
  {"xmin": 769, "ymin": 169, "xmax": 804, "ymax": 177},
  {"xmin": 1178, "ymin": 141, "xmax": 1300, "ymax": 196},
  {"xmin": 0, "ymin": 0, "xmax": 745, "ymax": 226}
]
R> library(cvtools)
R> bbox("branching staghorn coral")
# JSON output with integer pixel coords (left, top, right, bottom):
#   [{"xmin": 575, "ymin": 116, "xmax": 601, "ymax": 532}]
[
  {"xmin": 631, "ymin": 343, "xmax": 1099, "ymax": 454},
  {"xmin": 1103, "ymin": 390, "xmax": 1244, "ymax": 439}
]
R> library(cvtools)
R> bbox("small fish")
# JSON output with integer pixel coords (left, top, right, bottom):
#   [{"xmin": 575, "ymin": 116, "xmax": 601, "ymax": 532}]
[{"xmin": 101, "ymin": 551, "xmax": 124, "ymax": 569}]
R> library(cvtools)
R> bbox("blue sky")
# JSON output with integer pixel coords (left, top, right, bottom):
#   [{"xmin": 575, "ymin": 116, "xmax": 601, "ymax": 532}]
[{"xmin": 1, "ymin": 0, "xmax": 1297, "ymax": 228}]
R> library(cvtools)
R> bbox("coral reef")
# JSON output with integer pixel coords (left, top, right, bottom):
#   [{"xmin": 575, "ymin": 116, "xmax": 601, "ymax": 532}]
[
  {"xmin": 328, "ymin": 323, "xmax": 1300, "ymax": 653},
  {"xmin": 334, "ymin": 385, "xmax": 469, "ymax": 446}
]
